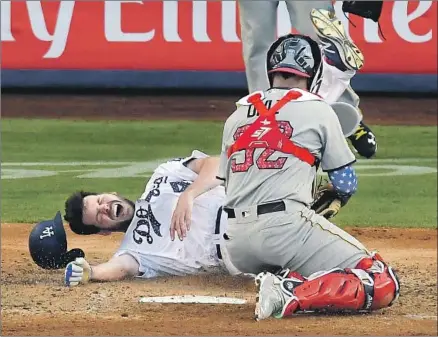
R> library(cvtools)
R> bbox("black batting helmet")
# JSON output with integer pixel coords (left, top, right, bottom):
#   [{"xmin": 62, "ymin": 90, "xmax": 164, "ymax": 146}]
[
  {"xmin": 28, "ymin": 211, "xmax": 85, "ymax": 269},
  {"xmin": 266, "ymin": 33, "xmax": 323, "ymax": 92}
]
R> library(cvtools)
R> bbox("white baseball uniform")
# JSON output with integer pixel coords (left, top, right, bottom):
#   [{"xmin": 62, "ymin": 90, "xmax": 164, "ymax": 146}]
[{"xmin": 113, "ymin": 151, "xmax": 229, "ymax": 278}]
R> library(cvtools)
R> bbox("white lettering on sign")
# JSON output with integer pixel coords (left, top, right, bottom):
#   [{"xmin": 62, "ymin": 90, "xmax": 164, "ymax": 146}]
[
  {"xmin": 222, "ymin": 1, "xmax": 239, "ymax": 42},
  {"xmin": 163, "ymin": 1, "xmax": 182, "ymax": 42},
  {"xmin": 1, "ymin": 1, "xmax": 14, "ymax": 41},
  {"xmin": 193, "ymin": 1, "xmax": 210, "ymax": 43},
  {"xmin": 0, "ymin": 1, "xmax": 434, "ymax": 59},
  {"xmin": 364, "ymin": 17, "xmax": 383, "ymax": 43},
  {"xmin": 27, "ymin": 1, "xmax": 75, "ymax": 58},
  {"xmin": 393, "ymin": 1, "xmax": 433, "ymax": 43},
  {"xmin": 104, "ymin": 0, "xmax": 155, "ymax": 42}
]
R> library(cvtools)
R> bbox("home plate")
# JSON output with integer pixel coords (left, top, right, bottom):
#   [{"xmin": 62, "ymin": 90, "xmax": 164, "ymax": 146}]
[{"xmin": 139, "ymin": 295, "xmax": 247, "ymax": 304}]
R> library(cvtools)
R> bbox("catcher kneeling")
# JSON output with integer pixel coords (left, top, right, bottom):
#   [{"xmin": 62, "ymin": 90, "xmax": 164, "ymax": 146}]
[{"xmin": 170, "ymin": 31, "xmax": 400, "ymax": 321}]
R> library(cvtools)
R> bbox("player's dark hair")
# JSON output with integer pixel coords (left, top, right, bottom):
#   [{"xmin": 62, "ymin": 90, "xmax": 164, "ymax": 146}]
[
  {"xmin": 274, "ymin": 72, "xmax": 301, "ymax": 80},
  {"xmin": 64, "ymin": 191, "xmax": 100, "ymax": 235}
]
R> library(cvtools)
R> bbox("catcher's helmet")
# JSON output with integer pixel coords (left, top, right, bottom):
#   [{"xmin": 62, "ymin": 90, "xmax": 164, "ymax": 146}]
[
  {"xmin": 267, "ymin": 34, "xmax": 323, "ymax": 92},
  {"xmin": 28, "ymin": 211, "xmax": 85, "ymax": 269}
]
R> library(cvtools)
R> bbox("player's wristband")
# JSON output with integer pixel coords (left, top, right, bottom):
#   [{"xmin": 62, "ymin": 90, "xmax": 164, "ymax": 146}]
[{"xmin": 328, "ymin": 164, "xmax": 358, "ymax": 206}]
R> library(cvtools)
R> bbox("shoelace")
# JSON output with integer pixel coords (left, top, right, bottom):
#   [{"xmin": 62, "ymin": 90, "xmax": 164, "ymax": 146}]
[{"xmin": 343, "ymin": 12, "xmax": 386, "ymax": 41}]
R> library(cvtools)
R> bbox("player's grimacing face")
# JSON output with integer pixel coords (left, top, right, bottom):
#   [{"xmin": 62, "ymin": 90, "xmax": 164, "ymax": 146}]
[{"xmin": 82, "ymin": 193, "xmax": 134, "ymax": 230}]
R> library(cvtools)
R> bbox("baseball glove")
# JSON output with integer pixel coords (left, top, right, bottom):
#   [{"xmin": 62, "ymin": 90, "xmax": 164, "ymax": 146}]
[
  {"xmin": 342, "ymin": 1, "xmax": 383, "ymax": 22},
  {"xmin": 310, "ymin": 180, "xmax": 342, "ymax": 219}
]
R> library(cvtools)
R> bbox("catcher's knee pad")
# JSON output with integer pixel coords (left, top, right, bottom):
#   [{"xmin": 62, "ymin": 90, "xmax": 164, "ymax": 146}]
[{"xmin": 354, "ymin": 254, "xmax": 400, "ymax": 310}]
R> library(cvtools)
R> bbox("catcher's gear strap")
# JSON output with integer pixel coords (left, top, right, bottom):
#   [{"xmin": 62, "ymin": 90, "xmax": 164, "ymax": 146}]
[
  {"xmin": 276, "ymin": 257, "xmax": 400, "ymax": 316},
  {"xmin": 227, "ymin": 90, "xmax": 317, "ymax": 166}
]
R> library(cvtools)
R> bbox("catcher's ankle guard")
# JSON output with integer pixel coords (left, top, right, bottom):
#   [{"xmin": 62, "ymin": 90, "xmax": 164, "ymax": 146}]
[{"xmin": 275, "ymin": 256, "xmax": 400, "ymax": 316}]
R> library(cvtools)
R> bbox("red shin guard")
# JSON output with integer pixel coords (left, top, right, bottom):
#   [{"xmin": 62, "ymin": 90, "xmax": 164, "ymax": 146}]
[{"xmin": 281, "ymin": 255, "xmax": 400, "ymax": 316}]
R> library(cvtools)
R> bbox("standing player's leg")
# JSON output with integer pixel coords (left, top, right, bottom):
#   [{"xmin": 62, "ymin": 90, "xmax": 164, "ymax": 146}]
[
  {"xmin": 284, "ymin": 0, "xmax": 334, "ymax": 40},
  {"xmin": 309, "ymin": 8, "xmax": 377, "ymax": 158},
  {"xmin": 252, "ymin": 209, "xmax": 400, "ymax": 321},
  {"xmin": 339, "ymin": 88, "xmax": 378, "ymax": 159},
  {"xmin": 237, "ymin": 0, "xmax": 279, "ymax": 93},
  {"xmin": 308, "ymin": 8, "xmax": 363, "ymax": 105}
]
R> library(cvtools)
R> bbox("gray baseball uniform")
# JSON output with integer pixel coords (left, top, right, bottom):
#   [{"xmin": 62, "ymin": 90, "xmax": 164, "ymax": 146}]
[
  {"xmin": 218, "ymin": 88, "xmax": 370, "ymax": 277},
  {"xmin": 238, "ymin": 0, "xmax": 361, "ymax": 108}
]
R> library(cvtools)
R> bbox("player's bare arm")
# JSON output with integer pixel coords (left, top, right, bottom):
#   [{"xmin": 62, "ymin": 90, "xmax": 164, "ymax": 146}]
[
  {"xmin": 170, "ymin": 156, "xmax": 222, "ymax": 241},
  {"xmin": 64, "ymin": 254, "xmax": 139, "ymax": 287}
]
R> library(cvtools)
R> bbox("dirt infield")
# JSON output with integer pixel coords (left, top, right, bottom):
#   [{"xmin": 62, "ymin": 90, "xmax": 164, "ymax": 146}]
[
  {"xmin": 2, "ymin": 93, "xmax": 437, "ymax": 125},
  {"xmin": 1, "ymin": 224, "xmax": 437, "ymax": 336}
]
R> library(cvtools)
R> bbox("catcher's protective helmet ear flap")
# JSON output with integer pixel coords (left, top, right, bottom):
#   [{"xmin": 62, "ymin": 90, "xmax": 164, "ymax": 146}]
[
  {"xmin": 28, "ymin": 211, "xmax": 85, "ymax": 269},
  {"xmin": 266, "ymin": 34, "xmax": 323, "ymax": 92}
]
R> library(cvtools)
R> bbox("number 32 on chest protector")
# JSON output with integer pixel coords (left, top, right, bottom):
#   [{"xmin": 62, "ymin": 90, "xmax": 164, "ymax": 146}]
[{"xmin": 231, "ymin": 121, "xmax": 293, "ymax": 172}]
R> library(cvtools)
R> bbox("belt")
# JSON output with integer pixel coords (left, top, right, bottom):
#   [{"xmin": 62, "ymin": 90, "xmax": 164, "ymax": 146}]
[
  {"xmin": 224, "ymin": 201, "xmax": 286, "ymax": 219},
  {"xmin": 215, "ymin": 206, "xmax": 223, "ymax": 260}
]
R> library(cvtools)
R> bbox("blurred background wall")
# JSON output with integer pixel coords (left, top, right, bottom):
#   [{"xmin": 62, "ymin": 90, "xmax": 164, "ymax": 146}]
[{"xmin": 1, "ymin": 1, "xmax": 437, "ymax": 93}]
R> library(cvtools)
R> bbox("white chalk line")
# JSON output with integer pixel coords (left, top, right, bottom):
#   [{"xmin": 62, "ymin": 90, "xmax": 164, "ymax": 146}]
[
  {"xmin": 403, "ymin": 314, "xmax": 437, "ymax": 320},
  {"xmin": 2, "ymin": 158, "xmax": 436, "ymax": 179}
]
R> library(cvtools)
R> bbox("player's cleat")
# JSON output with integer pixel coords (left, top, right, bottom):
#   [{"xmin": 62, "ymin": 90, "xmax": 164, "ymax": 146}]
[
  {"xmin": 348, "ymin": 121, "xmax": 377, "ymax": 158},
  {"xmin": 254, "ymin": 272, "xmax": 285, "ymax": 321},
  {"xmin": 310, "ymin": 8, "xmax": 364, "ymax": 72},
  {"xmin": 254, "ymin": 271, "xmax": 302, "ymax": 321}
]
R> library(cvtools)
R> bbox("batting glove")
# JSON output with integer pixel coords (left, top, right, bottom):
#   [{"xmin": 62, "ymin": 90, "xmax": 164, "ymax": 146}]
[{"xmin": 64, "ymin": 257, "xmax": 92, "ymax": 287}]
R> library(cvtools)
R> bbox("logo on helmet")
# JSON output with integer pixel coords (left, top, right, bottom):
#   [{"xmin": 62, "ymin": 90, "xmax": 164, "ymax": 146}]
[{"xmin": 39, "ymin": 226, "xmax": 55, "ymax": 240}]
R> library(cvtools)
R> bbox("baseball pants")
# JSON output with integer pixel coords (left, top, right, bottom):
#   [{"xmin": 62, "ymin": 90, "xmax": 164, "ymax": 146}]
[{"xmin": 223, "ymin": 201, "xmax": 370, "ymax": 277}]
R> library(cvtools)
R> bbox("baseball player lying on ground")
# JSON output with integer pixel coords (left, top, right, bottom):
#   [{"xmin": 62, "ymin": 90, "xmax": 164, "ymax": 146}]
[
  {"xmin": 62, "ymin": 145, "xmax": 348, "ymax": 287},
  {"xmin": 171, "ymin": 9, "xmax": 400, "ymax": 321},
  {"xmin": 63, "ymin": 152, "xmax": 242, "ymax": 286}
]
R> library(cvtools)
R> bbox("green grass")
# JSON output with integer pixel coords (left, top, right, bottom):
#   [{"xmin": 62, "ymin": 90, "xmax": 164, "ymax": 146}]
[
  {"xmin": 1, "ymin": 119, "xmax": 437, "ymax": 228},
  {"xmin": 1, "ymin": 118, "xmax": 224, "ymax": 162},
  {"xmin": 369, "ymin": 126, "xmax": 437, "ymax": 159}
]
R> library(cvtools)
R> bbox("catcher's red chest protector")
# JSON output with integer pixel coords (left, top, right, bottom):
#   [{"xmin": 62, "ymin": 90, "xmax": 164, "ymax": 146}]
[{"xmin": 227, "ymin": 90, "xmax": 317, "ymax": 166}]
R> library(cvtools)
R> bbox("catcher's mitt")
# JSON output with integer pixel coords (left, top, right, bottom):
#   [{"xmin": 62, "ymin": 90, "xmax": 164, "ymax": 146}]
[
  {"xmin": 342, "ymin": 1, "xmax": 383, "ymax": 23},
  {"xmin": 310, "ymin": 181, "xmax": 342, "ymax": 220}
]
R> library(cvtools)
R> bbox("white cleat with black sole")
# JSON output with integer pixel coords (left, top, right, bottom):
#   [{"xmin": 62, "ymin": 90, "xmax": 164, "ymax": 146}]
[{"xmin": 310, "ymin": 8, "xmax": 364, "ymax": 72}]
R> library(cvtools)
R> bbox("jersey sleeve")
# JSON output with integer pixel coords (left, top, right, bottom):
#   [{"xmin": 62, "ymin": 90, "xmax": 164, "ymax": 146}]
[
  {"xmin": 145, "ymin": 150, "xmax": 209, "ymax": 190},
  {"xmin": 320, "ymin": 106, "xmax": 356, "ymax": 172},
  {"xmin": 112, "ymin": 250, "xmax": 160, "ymax": 279}
]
